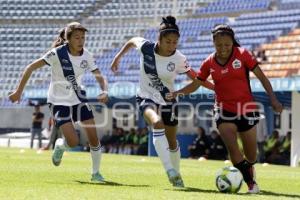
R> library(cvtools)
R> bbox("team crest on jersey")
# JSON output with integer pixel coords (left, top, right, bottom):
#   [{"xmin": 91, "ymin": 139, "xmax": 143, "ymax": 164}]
[
  {"xmin": 80, "ymin": 60, "xmax": 88, "ymax": 69},
  {"xmin": 167, "ymin": 62, "xmax": 175, "ymax": 72},
  {"xmin": 232, "ymin": 59, "xmax": 242, "ymax": 69}
]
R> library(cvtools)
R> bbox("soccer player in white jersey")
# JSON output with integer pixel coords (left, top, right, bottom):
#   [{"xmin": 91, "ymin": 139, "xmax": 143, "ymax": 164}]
[
  {"xmin": 9, "ymin": 22, "xmax": 108, "ymax": 182},
  {"xmin": 111, "ymin": 16, "xmax": 214, "ymax": 187}
]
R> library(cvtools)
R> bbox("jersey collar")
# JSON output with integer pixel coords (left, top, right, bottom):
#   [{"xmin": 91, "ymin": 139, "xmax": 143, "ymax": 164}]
[
  {"xmin": 154, "ymin": 43, "xmax": 176, "ymax": 57},
  {"xmin": 66, "ymin": 43, "xmax": 84, "ymax": 56}
]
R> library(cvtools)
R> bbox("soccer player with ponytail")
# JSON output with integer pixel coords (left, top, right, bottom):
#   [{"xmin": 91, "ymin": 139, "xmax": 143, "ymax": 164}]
[
  {"xmin": 9, "ymin": 22, "xmax": 108, "ymax": 182},
  {"xmin": 111, "ymin": 16, "xmax": 213, "ymax": 187}
]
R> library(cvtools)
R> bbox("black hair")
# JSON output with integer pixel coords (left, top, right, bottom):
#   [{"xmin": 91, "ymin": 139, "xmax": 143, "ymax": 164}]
[
  {"xmin": 211, "ymin": 24, "xmax": 240, "ymax": 47},
  {"xmin": 159, "ymin": 15, "xmax": 180, "ymax": 39}
]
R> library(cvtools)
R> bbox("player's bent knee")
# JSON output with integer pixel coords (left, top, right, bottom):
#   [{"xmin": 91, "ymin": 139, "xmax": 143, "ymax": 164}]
[
  {"xmin": 89, "ymin": 140, "xmax": 100, "ymax": 147},
  {"xmin": 246, "ymin": 155, "xmax": 257, "ymax": 164},
  {"xmin": 153, "ymin": 121, "xmax": 165, "ymax": 129},
  {"xmin": 67, "ymin": 138, "xmax": 79, "ymax": 147}
]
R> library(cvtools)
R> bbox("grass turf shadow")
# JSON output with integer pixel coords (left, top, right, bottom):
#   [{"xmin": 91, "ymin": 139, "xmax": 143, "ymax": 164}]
[
  {"xmin": 260, "ymin": 190, "xmax": 300, "ymax": 199},
  {"xmin": 75, "ymin": 180, "xmax": 150, "ymax": 188},
  {"xmin": 169, "ymin": 187, "xmax": 300, "ymax": 198}
]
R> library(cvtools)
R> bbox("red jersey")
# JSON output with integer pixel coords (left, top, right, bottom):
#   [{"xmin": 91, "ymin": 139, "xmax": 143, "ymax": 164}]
[{"xmin": 197, "ymin": 47, "xmax": 258, "ymax": 114}]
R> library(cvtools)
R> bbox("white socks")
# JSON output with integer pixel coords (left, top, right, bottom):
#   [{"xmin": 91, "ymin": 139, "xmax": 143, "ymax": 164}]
[
  {"xmin": 169, "ymin": 142, "xmax": 181, "ymax": 173},
  {"xmin": 90, "ymin": 142, "xmax": 102, "ymax": 175},
  {"xmin": 152, "ymin": 129, "xmax": 173, "ymax": 171}
]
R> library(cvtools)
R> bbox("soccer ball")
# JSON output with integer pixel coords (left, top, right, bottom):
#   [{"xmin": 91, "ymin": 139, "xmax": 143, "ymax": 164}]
[{"xmin": 215, "ymin": 166, "xmax": 243, "ymax": 193}]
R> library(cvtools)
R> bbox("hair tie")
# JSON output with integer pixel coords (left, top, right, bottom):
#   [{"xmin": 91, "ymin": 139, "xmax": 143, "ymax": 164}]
[{"xmin": 159, "ymin": 28, "xmax": 179, "ymax": 33}]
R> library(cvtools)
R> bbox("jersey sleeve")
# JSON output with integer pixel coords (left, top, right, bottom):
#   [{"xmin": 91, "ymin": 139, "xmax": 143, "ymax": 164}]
[
  {"xmin": 132, "ymin": 37, "xmax": 147, "ymax": 52},
  {"xmin": 197, "ymin": 60, "xmax": 210, "ymax": 81},
  {"xmin": 87, "ymin": 51, "xmax": 98, "ymax": 72},
  {"xmin": 41, "ymin": 49, "xmax": 57, "ymax": 66},
  {"xmin": 243, "ymin": 49, "xmax": 258, "ymax": 71},
  {"xmin": 176, "ymin": 54, "xmax": 191, "ymax": 74}
]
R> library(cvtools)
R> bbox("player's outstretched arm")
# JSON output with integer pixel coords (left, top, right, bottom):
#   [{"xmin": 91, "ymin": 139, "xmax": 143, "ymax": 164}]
[
  {"xmin": 199, "ymin": 80, "xmax": 214, "ymax": 91},
  {"xmin": 166, "ymin": 79, "xmax": 202, "ymax": 100},
  {"xmin": 9, "ymin": 58, "xmax": 46, "ymax": 103},
  {"xmin": 186, "ymin": 69, "xmax": 214, "ymax": 91},
  {"xmin": 253, "ymin": 66, "xmax": 283, "ymax": 113},
  {"xmin": 111, "ymin": 38, "xmax": 137, "ymax": 73}
]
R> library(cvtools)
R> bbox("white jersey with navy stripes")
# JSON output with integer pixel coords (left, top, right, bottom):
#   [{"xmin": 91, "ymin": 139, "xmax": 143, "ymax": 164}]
[
  {"xmin": 133, "ymin": 37, "xmax": 191, "ymax": 105},
  {"xmin": 42, "ymin": 47, "xmax": 98, "ymax": 106}
]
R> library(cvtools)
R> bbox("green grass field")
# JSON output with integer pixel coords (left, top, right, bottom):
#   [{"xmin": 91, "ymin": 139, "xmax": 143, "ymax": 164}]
[{"xmin": 1, "ymin": 148, "xmax": 300, "ymax": 200}]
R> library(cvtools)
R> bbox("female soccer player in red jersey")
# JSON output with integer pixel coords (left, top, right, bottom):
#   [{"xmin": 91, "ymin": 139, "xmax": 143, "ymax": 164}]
[{"xmin": 168, "ymin": 24, "xmax": 282, "ymax": 193}]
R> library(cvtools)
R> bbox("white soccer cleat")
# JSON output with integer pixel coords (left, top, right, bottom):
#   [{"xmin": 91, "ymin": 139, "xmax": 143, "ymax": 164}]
[
  {"xmin": 167, "ymin": 169, "xmax": 185, "ymax": 188},
  {"xmin": 247, "ymin": 166, "xmax": 259, "ymax": 194},
  {"xmin": 247, "ymin": 182, "xmax": 260, "ymax": 194},
  {"xmin": 52, "ymin": 138, "xmax": 65, "ymax": 166},
  {"xmin": 91, "ymin": 172, "xmax": 105, "ymax": 183}
]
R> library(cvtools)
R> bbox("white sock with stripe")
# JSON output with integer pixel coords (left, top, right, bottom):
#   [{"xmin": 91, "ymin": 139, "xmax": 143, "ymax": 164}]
[
  {"xmin": 169, "ymin": 141, "xmax": 181, "ymax": 173},
  {"xmin": 90, "ymin": 142, "xmax": 102, "ymax": 175},
  {"xmin": 152, "ymin": 129, "xmax": 173, "ymax": 171}
]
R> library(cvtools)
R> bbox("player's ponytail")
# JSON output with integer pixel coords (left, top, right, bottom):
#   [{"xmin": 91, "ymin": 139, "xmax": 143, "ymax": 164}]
[
  {"xmin": 211, "ymin": 24, "xmax": 240, "ymax": 47},
  {"xmin": 159, "ymin": 15, "xmax": 180, "ymax": 39},
  {"xmin": 51, "ymin": 28, "xmax": 66, "ymax": 48}
]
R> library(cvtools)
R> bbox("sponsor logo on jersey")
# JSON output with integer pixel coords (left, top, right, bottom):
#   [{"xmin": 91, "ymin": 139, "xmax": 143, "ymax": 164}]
[
  {"xmin": 62, "ymin": 59, "xmax": 69, "ymax": 64},
  {"xmin": 62, "ymin": 65, "xmax": 73, "ymax": 71},
  {"xmin": 80, "ymin": 60, "xmax": 88, "ymax": 69},
  {"xmin": 66, "ymin": 75, "xmax": 80, "ymax": 90},
  {"xmin": 144, "ymin": 61, "xmax": 155, "ymax": 69},
  {"xmin": 147, "ymin": 74, "xmax": 164, "ymax": 91},
  {"xmin": 167, "ymin": 62, "xmax": 175, "ymax": 72},
  {"xmin": 232, "ymin": 59, "xmax": 242, "ymax": 69},
  {"xmin": 145, "ymin": 55, "xmax": 153, "ymax": 61},
  {"xmin": 221, "ymin": 68, "xmax": 228, "ymax": 74}
]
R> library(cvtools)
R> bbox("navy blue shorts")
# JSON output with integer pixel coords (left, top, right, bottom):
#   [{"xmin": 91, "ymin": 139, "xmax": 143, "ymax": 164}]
[
  {"xmin": 214, "ymin": 109, "xmax": 260, "ymax": 132},
  {"xmin": 136, "ymin": 96, "xmax": 178, "ymax": 126},
  {"xmin": 49, "ymin": 103, "xmax": 94, "ymax": 128}
]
